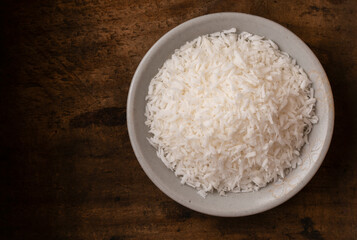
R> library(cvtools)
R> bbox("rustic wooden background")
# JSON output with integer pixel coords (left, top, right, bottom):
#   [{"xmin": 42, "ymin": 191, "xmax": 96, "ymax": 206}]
[{"xmin": 1, "ymin": 0, "xmax": 356, "ymax": 239}]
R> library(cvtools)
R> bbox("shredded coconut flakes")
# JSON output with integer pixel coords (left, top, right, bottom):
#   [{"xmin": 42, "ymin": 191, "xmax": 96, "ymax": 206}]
[{"xmin": 145, "ymin": 29, "xmax": 317, "ymax": 197}]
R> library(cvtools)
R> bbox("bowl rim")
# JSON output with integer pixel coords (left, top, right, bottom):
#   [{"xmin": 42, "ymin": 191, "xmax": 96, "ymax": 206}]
[{"xmin": 127, "ymin": 12, "xmax": 335, "ymax": 217}]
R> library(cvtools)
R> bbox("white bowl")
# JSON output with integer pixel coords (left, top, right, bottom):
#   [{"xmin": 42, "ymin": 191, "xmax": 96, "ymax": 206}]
[{"xmin": 127, "ymin": 13, "xmax": 334, "ymax": 217}]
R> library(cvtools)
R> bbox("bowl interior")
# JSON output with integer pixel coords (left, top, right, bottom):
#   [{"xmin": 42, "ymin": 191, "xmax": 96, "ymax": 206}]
[{"xmin": 127, "ymin": 13, "xmax": 334, "ymax": 217}]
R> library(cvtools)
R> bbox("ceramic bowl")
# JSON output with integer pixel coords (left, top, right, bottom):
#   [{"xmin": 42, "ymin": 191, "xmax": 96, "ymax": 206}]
[{"xmin": 127, "ymin": 13, "xmax": 334, "ymax": 217}]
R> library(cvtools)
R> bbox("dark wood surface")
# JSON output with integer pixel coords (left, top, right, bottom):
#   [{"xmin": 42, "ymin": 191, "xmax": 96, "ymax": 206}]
[{"xmin": 1, "ymin": 0, "xmax": 356, "ymax": 239}]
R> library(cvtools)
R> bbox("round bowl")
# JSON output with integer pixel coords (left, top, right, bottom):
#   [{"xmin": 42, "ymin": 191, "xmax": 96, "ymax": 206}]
[{"xmin": 127, "ymin": 13, "xmax": 334, "ymax": 217}]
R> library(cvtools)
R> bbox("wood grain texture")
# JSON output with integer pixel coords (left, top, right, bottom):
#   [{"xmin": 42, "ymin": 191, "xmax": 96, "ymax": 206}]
[{"xmin": 0, "ymin": 0, "xmax": 356, "ymax": 239}]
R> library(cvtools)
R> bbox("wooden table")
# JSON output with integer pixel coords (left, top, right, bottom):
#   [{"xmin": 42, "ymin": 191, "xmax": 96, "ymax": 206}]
[{"xmin": 1, "ymin": 0, "xmax": 356, "ymax": 239}]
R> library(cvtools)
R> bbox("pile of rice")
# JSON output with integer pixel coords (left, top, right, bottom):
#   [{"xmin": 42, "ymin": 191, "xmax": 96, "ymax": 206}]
[{"xmin": 145, "ymin": 28, "xmax": 317, "ymax": 197}]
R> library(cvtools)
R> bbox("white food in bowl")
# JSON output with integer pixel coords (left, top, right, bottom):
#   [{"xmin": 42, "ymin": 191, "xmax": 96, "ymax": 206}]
[
  {"xmin": 127, "ymin": 13, "xmax": 334, "ymax": 216},
  {"xmin": 145, "ymin": 28, "xmax": 317, "ymax": 197}
]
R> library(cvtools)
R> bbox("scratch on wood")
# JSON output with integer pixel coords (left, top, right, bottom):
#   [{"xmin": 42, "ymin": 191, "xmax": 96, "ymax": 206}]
[{"xmin": 70, "ymin": 107, "xmax": 126, "ymax": 128}]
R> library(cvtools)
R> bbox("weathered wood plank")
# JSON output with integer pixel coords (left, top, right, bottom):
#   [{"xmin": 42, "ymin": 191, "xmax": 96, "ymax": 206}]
[{"xmin": 1, "ymin": 0, "xmax": 356, "ymax": 239}]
